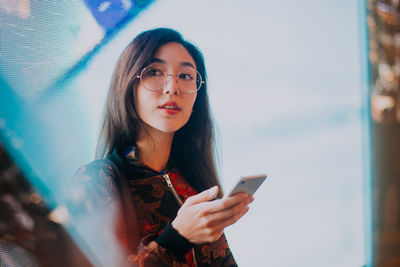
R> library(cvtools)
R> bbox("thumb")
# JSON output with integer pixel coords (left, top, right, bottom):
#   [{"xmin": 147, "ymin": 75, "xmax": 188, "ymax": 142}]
[{"xmin": 185, "ymin": 186, "xmax": 219, "ymax": 206}]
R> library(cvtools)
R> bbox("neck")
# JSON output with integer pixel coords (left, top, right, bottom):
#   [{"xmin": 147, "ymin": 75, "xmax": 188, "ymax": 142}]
[{"xmin": 136, "ymin": 126, "xmax": 174, "ymax": 172}]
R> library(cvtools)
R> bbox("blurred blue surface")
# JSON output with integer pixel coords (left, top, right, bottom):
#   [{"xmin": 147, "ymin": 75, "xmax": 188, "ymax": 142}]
[
  {"xmin": 84, "ymin": 0, "xmax": 132, "ymax": 29},
  {"xmin": 0, "ymin": 0, "xmax": 154, "ymax": 200}
]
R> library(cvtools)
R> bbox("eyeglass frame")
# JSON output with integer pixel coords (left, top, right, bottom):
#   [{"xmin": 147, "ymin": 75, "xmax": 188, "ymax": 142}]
[{"xmin": 135, "ymin": 64, "xmax": 205, "ymax": 94}]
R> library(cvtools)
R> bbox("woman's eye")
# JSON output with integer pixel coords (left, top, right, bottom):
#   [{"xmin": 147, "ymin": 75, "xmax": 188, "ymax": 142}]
[
  {"xmin": 178, "ymin": 72, "xmax": 193, "ymax": 81},
  {"xmin": 147, "ymin": 68, "xmax": 163, "ymax": 77}
]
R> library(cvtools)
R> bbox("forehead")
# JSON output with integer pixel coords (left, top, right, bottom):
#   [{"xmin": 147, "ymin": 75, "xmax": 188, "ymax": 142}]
[{"xmin": 153, "ymin": 42, "xmax": 196, "ymax": 68}]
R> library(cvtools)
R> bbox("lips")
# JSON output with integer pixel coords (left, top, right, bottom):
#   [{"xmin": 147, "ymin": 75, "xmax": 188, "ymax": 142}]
[{"xmin": 159, "ymin": 101, "xmax": 181, "ymax": 114}]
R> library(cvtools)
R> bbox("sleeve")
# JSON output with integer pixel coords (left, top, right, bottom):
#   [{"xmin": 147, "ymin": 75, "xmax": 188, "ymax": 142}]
[
  {"xmin": 195, "ymin": 233, "xmax": 238, "ymax": 267},
  {"xmin": 155, "ymin": 222, "xmax": 194, "ymax": 258},
  {"xmin": 67, "ymin": 161, "xmax": 193, "ymax": 267}
]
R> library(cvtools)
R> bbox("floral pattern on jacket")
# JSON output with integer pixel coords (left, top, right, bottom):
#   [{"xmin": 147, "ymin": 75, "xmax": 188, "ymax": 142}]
[{"xmin": 70, "ymin": 148, "xmax": 238, "ymax": 267}]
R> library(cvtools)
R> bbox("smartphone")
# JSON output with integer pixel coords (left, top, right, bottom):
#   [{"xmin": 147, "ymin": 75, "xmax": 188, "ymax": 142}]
[{"xmin": 228, "ymin": 174, "xmax": 267, "ymax": 196}]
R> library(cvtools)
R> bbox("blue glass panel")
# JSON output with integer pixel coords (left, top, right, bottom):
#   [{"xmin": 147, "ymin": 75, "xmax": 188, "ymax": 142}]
[{"xmin": 84, "ymin": 0, "xmax": 133, "ymax": 30}]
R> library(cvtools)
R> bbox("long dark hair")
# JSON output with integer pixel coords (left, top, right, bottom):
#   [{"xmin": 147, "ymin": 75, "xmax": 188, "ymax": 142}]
[{"xmin": 96, "ymin": 28, "xmax": 222, "ymax": 197}]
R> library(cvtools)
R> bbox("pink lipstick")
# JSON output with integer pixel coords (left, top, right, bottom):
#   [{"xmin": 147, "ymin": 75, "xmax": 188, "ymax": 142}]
[{"xmin": 159, "ymin": 101, "xmax": 181, "ymax": 115}]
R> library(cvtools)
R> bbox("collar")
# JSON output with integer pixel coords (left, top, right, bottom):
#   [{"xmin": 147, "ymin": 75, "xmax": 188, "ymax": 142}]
[{"xmin": 109, "ymin": 146, "xmax": 172, "ymax": 179}]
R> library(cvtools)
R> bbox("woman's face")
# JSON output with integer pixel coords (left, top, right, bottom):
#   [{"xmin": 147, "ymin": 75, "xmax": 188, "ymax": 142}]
[{"xmin": 135, "ymin": 42, "xmax": 198, "ymax": 135}]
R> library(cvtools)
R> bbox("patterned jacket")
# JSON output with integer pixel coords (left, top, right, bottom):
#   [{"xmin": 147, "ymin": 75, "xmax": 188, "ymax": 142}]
[{"xmin": 69, "ymin": 147, "xmax": 237, "ymax": 267}]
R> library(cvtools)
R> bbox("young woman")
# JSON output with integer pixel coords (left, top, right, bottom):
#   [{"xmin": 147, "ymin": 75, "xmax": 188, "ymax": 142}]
[{"xmin": 73, "ymin": 28, "xmax": 253, "ymax": 267}]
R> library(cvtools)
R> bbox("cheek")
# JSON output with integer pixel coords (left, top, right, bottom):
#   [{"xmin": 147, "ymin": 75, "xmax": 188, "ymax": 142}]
[
  {"xmin": 183, "ymin": 95, "xmax": 197, "ymax": 121},
  {"xmin": 188, "ymin": 94, "xmax": 197, "ymax": 110},
  {"xmin": 134, "ymin": 87, "xmax": 153, "ymax": 121}
]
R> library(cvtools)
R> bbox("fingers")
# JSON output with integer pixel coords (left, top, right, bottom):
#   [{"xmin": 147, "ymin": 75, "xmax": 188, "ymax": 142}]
[
  {"xmin": 184, "ymin": 186, "xmax": 219, "ymax": 206},
  {"xmin": 216, "ymin": 206, "xmax": 250, "ymax": 229},
  {"xmin": 173, "ymin": 189, "xmax": 253, "ymax": 244},
  {"xmin": 203, "ymin": 193, "xmax": 252, "ymax": 214},
  {"xmin": 207, "ymin": 205, "xmax": 250, "ymax": 235},
  {"xmin": 205, "ymin": 198, "xmax": 251, "ymax": 223},
  {"xmin": 199, "ymin": 206, "xmax": 250, "ymax": 243}
]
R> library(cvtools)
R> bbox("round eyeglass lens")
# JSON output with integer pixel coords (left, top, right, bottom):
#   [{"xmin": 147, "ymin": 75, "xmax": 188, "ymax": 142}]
[
  {"xmin": 140, "ymin": 64, "xmax": 165, "ymax": 91},
  {"xmin": 140, "ymin": 64, "xmax": 203, "ymax": 93},
  {"xmin": 177, "ymin": 67, "xmax": 200, "ymax": 93}
]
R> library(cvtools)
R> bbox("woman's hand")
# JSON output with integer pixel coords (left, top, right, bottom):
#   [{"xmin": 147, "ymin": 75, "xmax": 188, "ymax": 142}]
[{"xmin": 171, "ymin": 186, "xmax": 254, "ymax": 244}]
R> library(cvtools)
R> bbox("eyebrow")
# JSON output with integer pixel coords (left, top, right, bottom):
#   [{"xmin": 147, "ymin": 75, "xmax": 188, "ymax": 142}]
[{"xmin": 151, "ymin": 58, "xmax": 196, "ymax": 69}]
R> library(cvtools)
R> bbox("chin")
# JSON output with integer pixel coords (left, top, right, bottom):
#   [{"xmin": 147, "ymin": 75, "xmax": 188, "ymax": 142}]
[
  {"xmin": 149, "ymin": 122, "xmax": 183, "ymax": 134},
  {"xmin": 144, "ymin": 118, "xmax": 190, "ymax": 135},
  {"xmin": 160, "ymin": 125, "xmax": 184, "ymax": 133}
]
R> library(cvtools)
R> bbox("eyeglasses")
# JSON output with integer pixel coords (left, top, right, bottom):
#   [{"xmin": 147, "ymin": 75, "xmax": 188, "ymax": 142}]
[{"xmin": 136, "ymin": 63, "xmax": 204, "ymax": 94}]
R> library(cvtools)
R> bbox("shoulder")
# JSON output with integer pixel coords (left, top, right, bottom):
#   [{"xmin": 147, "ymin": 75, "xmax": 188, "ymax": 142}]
[
  {"xmin": 74, "ymin": 159, "xmax": 118, "ymax": 179},
  {"xmin": 71, "ymin": 159, "xmax": 121, "ymax": 198},
  {"xmin": 68, "ymin": 159, "xmax": 122, "ymax": 211}
]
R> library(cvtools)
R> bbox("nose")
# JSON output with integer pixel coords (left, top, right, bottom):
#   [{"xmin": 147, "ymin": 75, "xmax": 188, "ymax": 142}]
[{"xmin": 164, "ymin": 74, "xmax": 180, "ymax": 95}]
